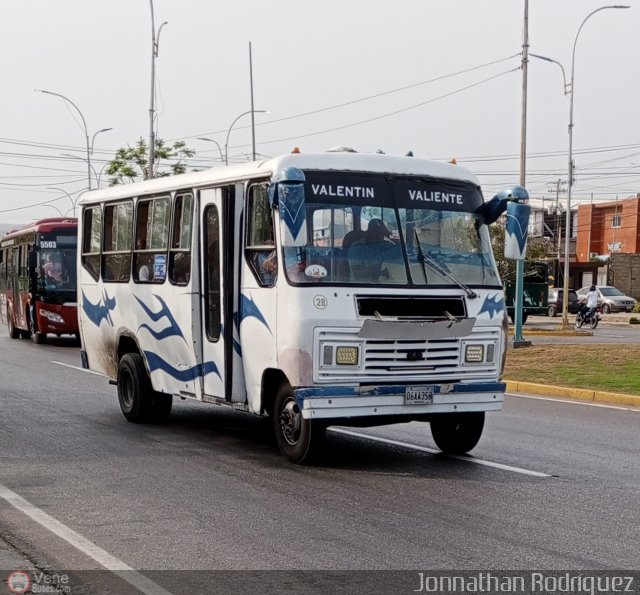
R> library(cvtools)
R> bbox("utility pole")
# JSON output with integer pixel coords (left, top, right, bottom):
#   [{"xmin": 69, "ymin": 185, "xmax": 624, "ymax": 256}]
[{"xmin": 513, "ymin": 0, "xmax": 530, "ymax": 347}]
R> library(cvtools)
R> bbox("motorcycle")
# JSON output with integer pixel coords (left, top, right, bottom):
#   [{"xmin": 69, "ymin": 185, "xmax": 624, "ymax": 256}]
[{"xmin": 575, "ymin": 306, "xmax": 601, "ymax": 329}]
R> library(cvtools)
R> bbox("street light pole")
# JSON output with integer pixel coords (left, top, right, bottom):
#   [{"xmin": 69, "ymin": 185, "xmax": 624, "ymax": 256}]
[
  {"xmin": 148, "ymin": 0, "xmax": 167, "ymax": 180},
  {"xmin": 512, "ymin": 0, "xmax": 530, "ymax": 347},
  {"xmin": 197, "ymin": 137, "xmax": 224, "ymax": 164},
  {"xmin": 35, "ymin": 89, "xmax": 92, "ymax": 190},
  {"xmin": 561, "ymin": 4, "xmax": 629, "ymax": 327},
  {"xmin": 46, "ymin": 187, "xmax": 77, "ymax": 217},
  {"xmin": 224, "ymin": 110, "xmax": 267, "ymax": 165}
]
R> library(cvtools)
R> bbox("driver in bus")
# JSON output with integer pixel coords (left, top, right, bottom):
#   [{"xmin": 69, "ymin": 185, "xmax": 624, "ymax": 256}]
[
  {"xmin": 43, "ymin": 253, "xmax": 63, "ymax": 282},
  {"xmin": 347, "ymin": 218, "xmax": 399, "ymax": 282}
]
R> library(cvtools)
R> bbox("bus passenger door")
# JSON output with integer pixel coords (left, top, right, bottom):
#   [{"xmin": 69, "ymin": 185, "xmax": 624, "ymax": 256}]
[
  {"xmin": 199, "ymin": 187, "xmax": 245, "ymax": 402},
  {"xmin": 11, "ymin": 247, "xmax": 23, "ymax": 328}
]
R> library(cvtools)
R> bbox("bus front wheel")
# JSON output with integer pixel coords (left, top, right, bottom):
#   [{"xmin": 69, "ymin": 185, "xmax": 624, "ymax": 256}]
[
  {"xmin": 117, "ymin": 353, "xmax": 172, "ymax": 423},
  {"xmin": 7, "ymin": 308, "xmax": 19, "ymax": 339},
  {"xmin": 430, "ymin": 412, "xmax": 485, "ymax": 455},
  {"xmin": 273, "ymin": 382, "xmax": 325, "ymax": 464}
]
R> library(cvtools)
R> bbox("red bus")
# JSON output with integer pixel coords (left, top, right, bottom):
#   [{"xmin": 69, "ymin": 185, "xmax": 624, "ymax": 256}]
[{"xmin": 0, "ymin": 218, "xmax": 78, "ymax": 343}]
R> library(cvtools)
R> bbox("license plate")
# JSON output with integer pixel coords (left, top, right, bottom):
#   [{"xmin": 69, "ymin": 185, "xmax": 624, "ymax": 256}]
[{"xmin": 405, "ymin": 386, "xmax": 434, "ymax": 405}]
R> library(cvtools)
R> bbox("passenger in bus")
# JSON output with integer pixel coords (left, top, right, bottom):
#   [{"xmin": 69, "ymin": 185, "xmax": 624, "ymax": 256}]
[
  {"xmin": 256, "ymin": 246, "xmax": 277, "ymax": 285},
  {"xmin": 347, "ymin": 218, "xmax": 399, "ymax": 281},
  {"xmin": 138, "ymin": 262, "xmax": 150, "ymax": 281}
]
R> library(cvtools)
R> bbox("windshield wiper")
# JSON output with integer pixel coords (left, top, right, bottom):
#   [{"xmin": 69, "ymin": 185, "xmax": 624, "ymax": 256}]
[{"xmin": 413, "ymin": 229, "xmax": 477, "ymax": 299}]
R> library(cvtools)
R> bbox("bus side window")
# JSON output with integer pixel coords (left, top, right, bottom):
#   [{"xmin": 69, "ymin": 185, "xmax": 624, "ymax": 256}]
[
  {"xmin": 134, "ymin": 196, "xmax": 170, "ymax": 283},
  {"xmin": 169, "ymin": 193, "xmax": 193, "ymax": 285},
  {"xmin": 82, "ymin": 206, "xmax": 102, "ymax": 281},
  {"xmin": 102, "ymin": 202, "xmax": 133, "ymax": 282},
  {"xmin": 246, "ymin": 184, "xmax": 276, "ymax": 286}
]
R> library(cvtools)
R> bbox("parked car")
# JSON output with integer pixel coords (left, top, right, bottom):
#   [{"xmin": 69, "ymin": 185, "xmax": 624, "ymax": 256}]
[
  {"xmin": 576, "ymin": 285, "xmax": 637, "ymax": 313},
  {"xmin": 547, "ymin": 288, "xmax": 580, "ymax": 317}
]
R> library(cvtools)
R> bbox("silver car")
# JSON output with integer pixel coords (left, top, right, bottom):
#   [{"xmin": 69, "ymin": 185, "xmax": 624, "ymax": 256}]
[{"xmin": 576, "ymin": 285, "xmax": 637, "ymax": 314}]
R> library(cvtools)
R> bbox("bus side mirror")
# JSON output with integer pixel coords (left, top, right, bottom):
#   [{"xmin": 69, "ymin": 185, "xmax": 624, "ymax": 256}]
[
  {"xmin": 482, "ymin": 185, "xmax": 529, "ymax": 225},
  {"xmin": 269, "ymin": 167, "xmax": 307, "ymax": 247},
  {"xmin": 504, "ymin": 201, "xmax": 531, "ymax": 260}
]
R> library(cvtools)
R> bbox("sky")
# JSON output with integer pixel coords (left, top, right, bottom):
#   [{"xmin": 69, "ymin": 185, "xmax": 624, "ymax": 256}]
[{"xmin": 0, "ymin": 0, "xmax": 638, "ymax": 225}]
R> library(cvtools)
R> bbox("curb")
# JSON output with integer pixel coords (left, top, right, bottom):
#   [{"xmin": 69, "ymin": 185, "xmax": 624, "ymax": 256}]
[{"xmin": 505, "ymin": 380, "xmax": 640, "ymax": 408}]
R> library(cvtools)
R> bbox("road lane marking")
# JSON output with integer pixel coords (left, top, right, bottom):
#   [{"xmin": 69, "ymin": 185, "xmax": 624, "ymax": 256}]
[
  {"xmin": 331, "ymin": 428, "xmax": 550, "ymax": 477},
  {"xmin": 0, "ymin": 482, "xmax": 173, "ymax": 595},
  {"xmin": 508, "ymin": 392, "xmax": 640, "ymax": 412},
  {"xmin": 50, "ymin": 361, "xmax": 105, "ymax": 376}
]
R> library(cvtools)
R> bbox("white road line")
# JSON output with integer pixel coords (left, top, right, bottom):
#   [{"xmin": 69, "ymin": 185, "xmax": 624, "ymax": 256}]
[
  {"xmin": 508, "ymin": 392, "xmax": 640, "ymax": 412},
  {"xmin": 331, "ymin": 428, "xmax": 550, "ymax": 477},
  {"xmin": 50, "ymin": 361, "xmax": 105, "ymax": 376},
  {"xmin": 0, "ymin": 483, "xmax": 172, "ymax": 595}
]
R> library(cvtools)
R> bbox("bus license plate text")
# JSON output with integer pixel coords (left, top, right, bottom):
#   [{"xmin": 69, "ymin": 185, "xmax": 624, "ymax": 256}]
[{"xmin": 405, "ymin": 386, "xmax": 434, "ymax": 405}]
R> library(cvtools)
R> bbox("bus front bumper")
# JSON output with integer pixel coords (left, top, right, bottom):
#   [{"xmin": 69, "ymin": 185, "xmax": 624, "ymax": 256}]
[{"xmin": 294, "ymin": 382, "xmax": 505, "ymax": 420}]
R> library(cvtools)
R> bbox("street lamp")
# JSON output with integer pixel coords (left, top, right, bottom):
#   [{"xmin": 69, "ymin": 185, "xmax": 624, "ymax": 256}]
[
  {"xmin": 148, "ymin": 0, "xmax": 168, "ymax": 180},
  {"xmin": 46, "ymin": 187, "xmax": 78, "ymax": 218},
  {"xmin": 561, "ymin": 4, "xmax": 629, "ymax": 326},
  {"xmin": 35, "ymin": 90, "xmax": 112, "ymax": 191},
  {"xmin": 225, "ymin": 110, "xmax": 268, "ymax": 165},
  {"xmin": 197, "ymin": 137, "xmax": 225, "ymax": 164},
  {"xmin": 62, "ymin": 128, "xmax": 113, "ymax": 190}
]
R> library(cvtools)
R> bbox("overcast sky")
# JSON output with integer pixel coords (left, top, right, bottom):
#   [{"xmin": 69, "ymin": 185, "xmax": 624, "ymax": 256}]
[{"xmin": 0, "ymin": 0, "xmax": 638, "ymax": 225}]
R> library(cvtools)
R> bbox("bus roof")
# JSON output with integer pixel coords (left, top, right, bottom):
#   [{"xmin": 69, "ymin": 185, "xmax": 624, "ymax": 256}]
[
  {"xmin": 0, "ymin": 218, "xmax": 77, "ymax": 242},
  {"xmin": 78, "ymin": 152, "xmax": 482, "ymax": 206}
]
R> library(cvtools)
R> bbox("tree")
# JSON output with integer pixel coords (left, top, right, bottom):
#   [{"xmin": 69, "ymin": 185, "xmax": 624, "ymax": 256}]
[{"xmin": 106, "ymin": 138, "xmax": 195, "ymax": 185}]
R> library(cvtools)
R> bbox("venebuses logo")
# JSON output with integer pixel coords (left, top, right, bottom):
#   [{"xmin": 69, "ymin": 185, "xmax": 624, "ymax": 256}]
[{"xmin": 7, "ymin": 570, "xmax": 30, "ymax": 594}]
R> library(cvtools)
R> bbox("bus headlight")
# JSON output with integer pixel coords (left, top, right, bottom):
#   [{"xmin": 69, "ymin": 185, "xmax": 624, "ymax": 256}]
[
  {"xmin": 40, "ymin": 309, "xmax": 64, "ymax": 324},
  {"xmin": 335, "ymin": 346, "xmax": 359, "ymax": 366},
  {"xmin": 319, "ymin": 342, "xmax": 361, "ymax": 368},
  {"xmin": 464, "ymin": 344, "xmax": 484, "ymax": 363}
]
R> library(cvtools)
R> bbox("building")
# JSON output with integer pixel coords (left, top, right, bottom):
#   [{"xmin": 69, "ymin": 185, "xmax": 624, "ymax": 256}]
[{"xmin": 576, "ymin": 195, "xmax": 640, "ymax": 262}]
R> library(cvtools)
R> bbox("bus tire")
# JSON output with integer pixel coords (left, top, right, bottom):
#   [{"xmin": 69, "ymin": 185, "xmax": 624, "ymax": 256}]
[
  {"xmin": 32, "ymin": 331, "xmax": 46, "ymax": 344},
  {"xmin": 117, "ymin": 353, "xmax": 154, "ymax": 423},
  {"xmin": 430, "ymin": 412, "xmax": 485, "ymax": 455},
  {"xmin": 273, "ymin": 382, "xmax": 325, "ymax": 464},
  {"xmin": 28, "ymin": 316, "xmax": 46, "ymax": 344},
  {"xmin": 7, "ymin": 308, "xmax": 19, "ymax": 339}
]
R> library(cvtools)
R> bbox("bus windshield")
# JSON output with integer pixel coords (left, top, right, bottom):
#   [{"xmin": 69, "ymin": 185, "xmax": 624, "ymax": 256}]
[
  {"xmin": 39, "ymin": 245, "xmax": 77, "ymax": 292},
  {"xmin": 283, "ymin": 203, "xmax": 499, "ymax": 287}
]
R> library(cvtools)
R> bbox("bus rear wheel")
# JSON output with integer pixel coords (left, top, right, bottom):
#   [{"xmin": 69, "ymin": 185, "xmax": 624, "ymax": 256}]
[
  {"xmin": 273, "ymin": 382, "xmax": 325, "ymax": 464},
  {"xmin": 430, "ymin": 412, "xmax": 485, "ymax": 455},
  {"xmin": 117, "ymin": 352, "xmax": 172, "ymax": 423}
]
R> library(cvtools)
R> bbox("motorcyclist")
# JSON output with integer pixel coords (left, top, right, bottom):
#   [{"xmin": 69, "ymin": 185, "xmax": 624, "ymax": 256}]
[{"xmin": 580, "ymin": 285, "xmax": 599, "ymax": 320}]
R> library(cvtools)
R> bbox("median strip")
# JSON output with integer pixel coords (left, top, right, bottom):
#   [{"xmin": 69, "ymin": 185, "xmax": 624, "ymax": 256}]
[{"xmin": 505, "ymin": 380, "xmax": 640, "ymax": 408}]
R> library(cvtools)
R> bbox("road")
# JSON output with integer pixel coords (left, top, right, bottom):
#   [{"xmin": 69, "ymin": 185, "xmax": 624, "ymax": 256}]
[
  {"xmin": 0, "ymin": 333, "xmax": 639, "ymax": 593},
  {"xmin": 520, "ymin": 314, "xmax": 640, "ymax": 344}
]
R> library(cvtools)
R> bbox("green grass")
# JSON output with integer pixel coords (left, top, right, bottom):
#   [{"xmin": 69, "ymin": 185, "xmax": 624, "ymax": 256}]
[{"xmin": 504, "ymin": 345, "xmax": 640, "ymax": 395}]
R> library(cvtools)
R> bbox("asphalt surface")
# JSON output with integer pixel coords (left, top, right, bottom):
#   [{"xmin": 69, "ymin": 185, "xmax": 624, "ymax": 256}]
[
  {"xmin": 519, "ymin": 313, "xmax": 640, "ymax": 344},
  {"xmin": 0, "ymin": 333, "xmax": 639, "ymax": 592}
]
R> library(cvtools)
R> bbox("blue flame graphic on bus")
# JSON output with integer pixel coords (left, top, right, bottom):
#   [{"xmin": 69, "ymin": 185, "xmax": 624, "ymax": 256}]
[
  {"xmin": 82, "ymin": 290, "xmax": 116, "ymax": 327},
  {"xmin": 134, "ymin": 295, "xmax": 186, "ymax": 343},
  {"xmin": 478, "ymin": 294, "xmax": 505, "ymax": 319},
  {"xmin": 144, "ymin": 351, "xmax": 221, "ymax": 381},
  {"xmin": 240, "ymin": 293, "xmax": 271, "ymax": 334}
]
